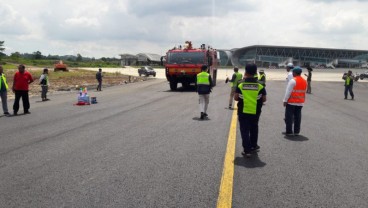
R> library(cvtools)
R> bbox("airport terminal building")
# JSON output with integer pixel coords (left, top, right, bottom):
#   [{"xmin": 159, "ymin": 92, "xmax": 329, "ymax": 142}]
[
  {"xmin": 120, "ymin": 53, "xmax": 162, "ymax": 66},
  {"xmin": 218, "ymin": 45, "xmax": 368, "ymax": 69},
  {"xmin": 120, "ymin": 45, "xmax": 368, "ymax": 69}
]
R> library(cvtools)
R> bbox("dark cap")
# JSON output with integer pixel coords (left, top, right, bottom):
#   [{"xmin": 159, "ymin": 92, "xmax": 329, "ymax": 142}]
[
  {"xmin": 293, "ymin": 66, "xmax": 302, "ymax": 74},
  {"xmin": 245, "ymin": 64, "xmax": 257, "ymax": 75}
]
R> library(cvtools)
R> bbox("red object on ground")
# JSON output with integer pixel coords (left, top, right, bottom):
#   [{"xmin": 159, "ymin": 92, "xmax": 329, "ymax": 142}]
[{"xmin": 74, "ymin": 101, "xmax": 90, "ymax": 106}]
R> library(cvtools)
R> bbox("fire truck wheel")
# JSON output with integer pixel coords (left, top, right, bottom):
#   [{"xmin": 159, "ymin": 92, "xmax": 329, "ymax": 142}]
[{"xmin": 170, "ymin": 81, "xmax": 177, "ymax": 91}]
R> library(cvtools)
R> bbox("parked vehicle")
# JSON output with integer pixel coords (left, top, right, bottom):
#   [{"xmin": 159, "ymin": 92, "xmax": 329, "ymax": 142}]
[
  {"xmin": 138, "ymin": 66, "xmax": 156, "ymax": 77},
  {"xmin": 359, "ymin": 71, "xmax": 368, "ymax": 80},
  {"xmin": 54, "ymin": 60, "xmax": 68, "ymax": 72},
  {"xmin": 164, "ymin": 41, "xmax": 219, "ymax": 90}
]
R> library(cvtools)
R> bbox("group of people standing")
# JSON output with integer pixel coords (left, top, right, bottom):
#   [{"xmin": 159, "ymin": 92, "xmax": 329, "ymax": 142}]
[
  {"xmin": 0, "ymin": 64, "xmax": 50, "ymax": 117},
  {"xmin": 0, "ymin": 64, "xmax": 35, "ymax": 116},
  {"xmin": 0, "ymin": 64, "xmax": 49, "ymax": 116},
  {"xmin": 0, "ymin": 65, "xmax": 105, "ymax": 117},
  {"xmin": 196, "ymin": 63, "xmax": 310, "ymax": 157}
]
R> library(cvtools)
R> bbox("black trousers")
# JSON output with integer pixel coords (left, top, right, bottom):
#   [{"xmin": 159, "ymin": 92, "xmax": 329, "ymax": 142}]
[
  {"xmin": 97, "ymin": 80, "xmax": 102, "ymax": 91},
  {"xmin": 238, "ymin": 113, "xmax": 260, "ymax": 151},
  {"xmin": 285, "ymin": 104, "xmax": 303, "ymax": 134},
  {"xmin": 41, "ymin": 86, "xmax": 48, "ymax": 99},
  {"xmin": 307, "ymin": 80, "xmax": 311, "ymax": 93},
  {"xmin": 13, "ymin": 90, "xmax": 30, "ymax": 113},
  {"xmin": 344, "ymin": 85, "xmax": 354, "ymax": 99}
]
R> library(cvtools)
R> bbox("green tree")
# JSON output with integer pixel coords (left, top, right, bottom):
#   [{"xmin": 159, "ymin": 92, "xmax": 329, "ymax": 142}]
[
  {"xmin": 33, "ymin": 51, "xmax": 42, "ymax": 59},
  {"xmin": 0, "ymin": 41, "xmax": 5, "ymax": 60},
  {"xmin": 0, "ymin": 41, "xmax": 4, "ymax": 53},
  {"xmin": 10, "ymin": 52, "xmax": 21, "ymax": 60},
  {"xmin": 76, "ymin": 53, "xmax": 83, "ymax": 62}
]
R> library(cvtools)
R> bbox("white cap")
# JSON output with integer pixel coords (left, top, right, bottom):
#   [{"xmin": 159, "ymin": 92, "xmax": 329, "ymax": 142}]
[{"xmin": 287, "ymin": 63, "xmax": 294, "ymax": 68}]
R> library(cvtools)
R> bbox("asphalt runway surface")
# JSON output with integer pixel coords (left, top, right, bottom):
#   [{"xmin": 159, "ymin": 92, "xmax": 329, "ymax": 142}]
[{"xmin": 0, "ymin": 77, "xmax": 367, "ymax": 207}]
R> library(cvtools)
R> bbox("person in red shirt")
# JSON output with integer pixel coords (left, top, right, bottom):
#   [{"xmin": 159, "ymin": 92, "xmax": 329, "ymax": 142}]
[{"xmin": 12, "ymin": 64, "xmax": 34, "ymax": 115}]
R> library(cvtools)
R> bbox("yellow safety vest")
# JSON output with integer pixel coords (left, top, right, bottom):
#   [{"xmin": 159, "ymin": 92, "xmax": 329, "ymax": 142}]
[
  {"xmin": 238, "ymin": 82, "xmax": 264, "ymax": 114},
  {"xmin": 0, "ymin": 74, "xmax": 9, "ymax": 90},
  {"xmin": 232, "ymin": 72, "xmax": 243, "ymax": 88},
  {"xmin": 258, "ymin": 74, "xmax": 266, "ymax": 85},
  {"xmin": 197, "ymin": 72, "xmax": 210, "ymax": 85},
  {"xmin": 345, "ymin": 76, "xmax": 351, "ymax": 86}
]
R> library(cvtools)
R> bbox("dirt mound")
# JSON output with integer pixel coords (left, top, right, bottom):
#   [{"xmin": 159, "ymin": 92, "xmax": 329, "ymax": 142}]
[{"xmin": 4, "ymin": 68, "xmax": 146, "ymax": 99}]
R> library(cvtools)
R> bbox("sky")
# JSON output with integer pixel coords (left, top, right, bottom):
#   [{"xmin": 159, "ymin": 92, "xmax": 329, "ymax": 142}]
[{"xmin": 1, "ymin": 0, "xmax": 368, "ymax": 58}]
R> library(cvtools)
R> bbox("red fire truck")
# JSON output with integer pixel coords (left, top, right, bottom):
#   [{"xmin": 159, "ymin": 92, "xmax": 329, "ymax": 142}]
[{"xmin": 165, "ymin": 41, "xmax": 219, "ymax": 90}]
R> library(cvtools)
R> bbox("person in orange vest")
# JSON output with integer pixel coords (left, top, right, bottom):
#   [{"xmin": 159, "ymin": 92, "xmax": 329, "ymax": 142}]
[{"xmin": 282, "ymin": 66, "xmax": 307, "ymax": 136}]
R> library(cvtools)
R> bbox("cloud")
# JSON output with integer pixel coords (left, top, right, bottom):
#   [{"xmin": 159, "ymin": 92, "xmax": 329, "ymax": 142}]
[
  {"xmin": 1, "ymin": 0, "xmax": 368, "ymax": 58},
  {"xmin": 127, "ymin": 0, "xmax": 254, "ymax": 17},
  {"xmin": 0, "ymin": 3, "xmax": 32, "ymax": 35}
]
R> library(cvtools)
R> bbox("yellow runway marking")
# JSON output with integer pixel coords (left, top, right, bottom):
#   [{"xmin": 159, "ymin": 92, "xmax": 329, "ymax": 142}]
[{"xmin": 216, "ymin": 107, "xmax": 237, "ymax": 208}]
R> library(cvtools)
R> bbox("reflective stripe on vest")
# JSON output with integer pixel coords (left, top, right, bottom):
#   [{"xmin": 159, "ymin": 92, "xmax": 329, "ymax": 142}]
[
  {"xmin": 288, "ymin": 76, "xmax": 307, "ymax": 104},
  {"xmin": 232, "ymin": 72, "xmax": 243, "ymax": 87},
  {"xmin": 238, "ymin": 82, "xmax": 264, "ymax": 115},
  {"xmin": 197, "ymin": 72, "xmax": 210, "ymax": 85},
  {"xmin": 0, "ymin": 74, "xmax": 9, "ymax": 90}
]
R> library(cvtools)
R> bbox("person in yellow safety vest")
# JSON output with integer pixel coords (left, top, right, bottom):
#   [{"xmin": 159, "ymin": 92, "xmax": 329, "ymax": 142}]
[
  {"xmin": 196, "ymin": 65, "xmax": 213, "ymax": 120},
  {"xmin": 227, "ymin": 67, "xmax": 243, "ymax": 109},
  {"xmin": 282, "ymin": 66, "xmax": 307, "ymax": 136},
  {"xmin": 234, "ymin": 64, "xmax": 267, "ymax": 157},
  {"xmin": 342, "ymin": 70, "xmax": 354, "ymax": 100},
  {"xmin": 258, "ymin": 69, "xmax": 266, "ymax": 87},
  {"xmin": 0, "ymin": 65, "xmax": 10, "ymax": 116},
  {"xmin": 39, "ymin": 68, "xmax": 50, "ymax": 101}
]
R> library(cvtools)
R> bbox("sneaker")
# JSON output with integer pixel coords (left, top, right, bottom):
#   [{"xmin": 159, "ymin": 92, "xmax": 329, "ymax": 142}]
[
  {"xmin": 203, "ymin": 113, "xmax": 208, "ymax": 117},
  {"xmin": 200, "ymin": 112, "xmax": 204, "ymax": 120},
  {"xmin": 251, "ymin": 145, "xmax": 260, "ymax": 152},
  {"xmin": 294, "ymin": 132, "xmax": 300, "ymax": 136},
  {"xmin": 13, "ymin": 112, "xmax": 18, "ymax": 116},
  {"xmin": 4, "ymin": 112, "xmax": 10, "ymax": 117},
  {"xmin": 24, "ymin": 111, "xmax": 31, "ymax": 114},
  {"xmin": 282, "ymin": 132, "xmax": 294, "ymax": 136},
  {"xmin": 241, "ymin": 151, "xmax": 252, "ymax": 158}
]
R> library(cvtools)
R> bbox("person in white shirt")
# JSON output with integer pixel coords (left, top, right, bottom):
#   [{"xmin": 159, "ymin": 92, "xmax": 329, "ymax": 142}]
[
  {"xmin": 39, "ymin": 68, "xmax": 49, "ymax": 101},
  {"xmin": 286, "ymin": 63, "xmax": 294, "ymax": 84}
]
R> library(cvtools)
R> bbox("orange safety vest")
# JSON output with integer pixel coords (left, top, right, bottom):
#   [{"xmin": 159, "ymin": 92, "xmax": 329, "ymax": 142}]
[{"xmin": 288, "ymin": 76, "xmax": 307, "ymax": 103}]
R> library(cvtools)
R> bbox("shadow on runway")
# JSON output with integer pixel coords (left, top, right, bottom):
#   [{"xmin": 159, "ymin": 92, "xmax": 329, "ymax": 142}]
[
  {"xmin": 284, "ymin": 134, "xmax": 309, "ymax": 141},
  {"xmin": 162, "ymin": 86, "xmax": 197, "ymax": 93},
  {"xmin": 192, "ymin": 117, "xmax": 211, "ymax": 121},
  {"xmin": 234, "ymin": 154, "xmax": 267, "ymax": 168}
]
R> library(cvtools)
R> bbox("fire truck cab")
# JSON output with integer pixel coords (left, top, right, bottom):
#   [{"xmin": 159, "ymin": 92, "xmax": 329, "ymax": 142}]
[{"xmin": 164, "ymin": 41, "xmax": 219, "ymax": 91}]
